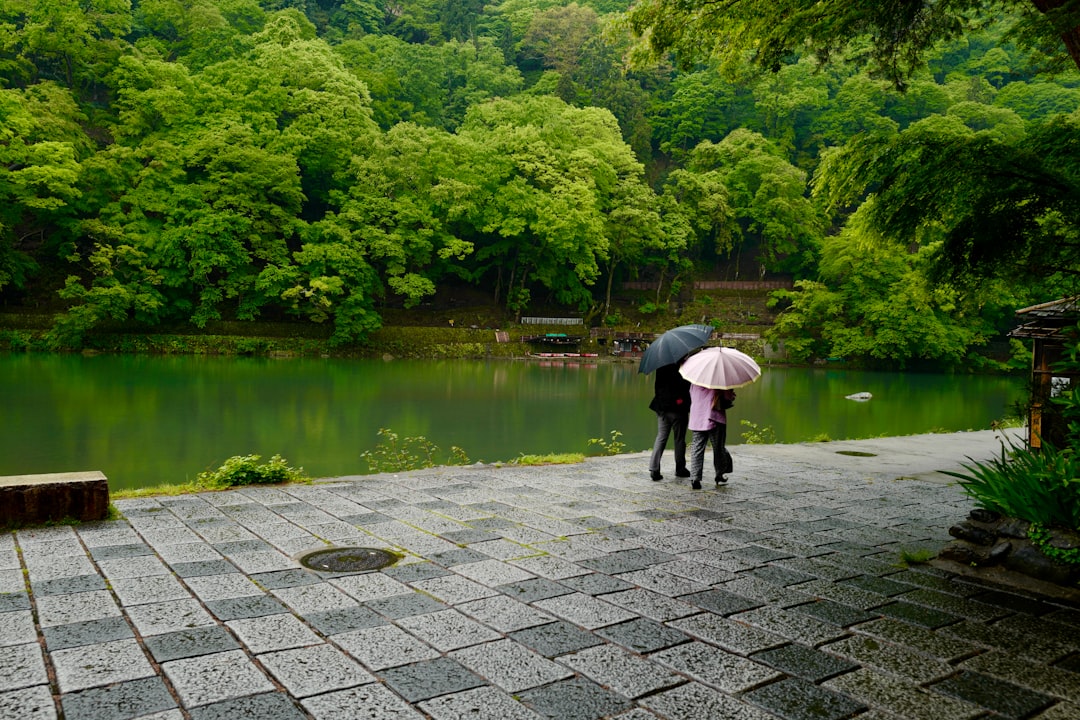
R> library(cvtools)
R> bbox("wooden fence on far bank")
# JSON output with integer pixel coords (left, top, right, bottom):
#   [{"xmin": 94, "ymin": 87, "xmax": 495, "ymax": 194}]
[{"xmin": 622, "ymin": 280, "xmax": 792, "ymax": 291}]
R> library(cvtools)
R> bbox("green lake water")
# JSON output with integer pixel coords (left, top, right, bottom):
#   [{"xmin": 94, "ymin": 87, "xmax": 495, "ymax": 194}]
[{"xmin": 1, "ymin": 354, "xmax": 1024, "ymax": 490}]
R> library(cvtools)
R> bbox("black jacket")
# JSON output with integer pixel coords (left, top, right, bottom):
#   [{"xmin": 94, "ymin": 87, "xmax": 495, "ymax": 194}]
[{"xmin": 649, "ymin": 363, "xmax": 691, "ymax": 415}]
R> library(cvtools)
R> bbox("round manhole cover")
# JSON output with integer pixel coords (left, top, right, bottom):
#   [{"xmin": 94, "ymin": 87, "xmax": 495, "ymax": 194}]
[
  {"xmin": 298, "ymin": 547, "xmax": 400, "ymax": 573},
  {"xmin": 835, "ymin": 451, "xmax": 878, "ymax": 457}
]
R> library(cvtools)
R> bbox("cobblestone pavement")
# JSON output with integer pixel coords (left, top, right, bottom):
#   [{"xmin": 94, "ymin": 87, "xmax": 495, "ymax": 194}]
[{"xmin": 4, "ymin": 429, "xmax": 1079, "ymax": 720}]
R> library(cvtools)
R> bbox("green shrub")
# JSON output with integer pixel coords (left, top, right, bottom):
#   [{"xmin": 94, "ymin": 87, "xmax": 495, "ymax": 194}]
[
  {"xmin": 945, "ymin": 439, "xmax": 1080, "ymax": 531},
  {"xmin": 360, "ymin": 428, "xmax": 470, "ymax": 473},
  {"xmin": 197, "ymin": 454, "xmax": 310, "ymax": 488},
  {"xmin": 740, "ymin": 420, "xmax": 776, "ymax": 444},
  {"xmin": 587, "ymin": 430, "xmax": 626, "ymax": 456}
]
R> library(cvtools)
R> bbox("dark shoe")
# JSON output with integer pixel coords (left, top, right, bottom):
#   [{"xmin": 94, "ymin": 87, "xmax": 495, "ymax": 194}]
[
  {"xmin": 650, "ymin": 471, "xmax": 663, "ymax": 482},
  {"xmin": 675, "ymin": 468, "xmax": 691, "ymax": 478},
  {"xmin": 691, "ymin": 479, "xmax": 702, "ymax": 490},
  {"xmin": 716, "ymin": 475, "xmax": 728, "ymax": 485}
]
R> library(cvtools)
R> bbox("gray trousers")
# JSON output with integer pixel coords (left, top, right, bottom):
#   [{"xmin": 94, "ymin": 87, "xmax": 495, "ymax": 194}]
[
  {"xmin": 649, "ymin": 411, "xmax": 688, "ymax": 474},
  {"xmin": 689, "ymin": 423, "xmax": 727, "ymax": 481}
]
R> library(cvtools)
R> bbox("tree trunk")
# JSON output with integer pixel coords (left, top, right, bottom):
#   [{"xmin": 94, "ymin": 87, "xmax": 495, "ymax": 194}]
[
  {"xmin": 604, "ymin": 261, "xmax": 616, "ymax": 319},
  {"xmin": 1030, "ymin": 0, "xmax": 1080, "ymax": 72}
]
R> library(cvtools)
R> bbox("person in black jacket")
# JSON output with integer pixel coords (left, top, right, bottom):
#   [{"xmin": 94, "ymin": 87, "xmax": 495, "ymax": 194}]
[{"xmin": 648, "ymin": 360, "xmax": 692, "ymax": 481}]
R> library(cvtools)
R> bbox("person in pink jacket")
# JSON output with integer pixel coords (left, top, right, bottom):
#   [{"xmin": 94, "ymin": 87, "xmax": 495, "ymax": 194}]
[{"xmin": 687, "ymin": 385, "xmax": 736, "ymax": 490}]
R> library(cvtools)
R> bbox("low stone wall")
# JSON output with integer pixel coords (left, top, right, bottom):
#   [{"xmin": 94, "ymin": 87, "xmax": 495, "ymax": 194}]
[
  {"xmin": 941, "ymin": 509, "xmax": 1080, "ymax": 587},
  {"xmin": 0, "ymin": 471, "xmax": 109, "ymax": 526}
]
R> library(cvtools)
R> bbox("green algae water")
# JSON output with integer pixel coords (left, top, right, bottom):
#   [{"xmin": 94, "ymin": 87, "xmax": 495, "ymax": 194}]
[{"xmin": 0, "ymin": 354, "xmax": 1023, "ymax": 490}]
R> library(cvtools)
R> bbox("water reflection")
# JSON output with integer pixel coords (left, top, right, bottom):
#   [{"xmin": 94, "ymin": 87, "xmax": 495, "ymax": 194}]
[{"xmin": 0, "ymin": 354, "xmax": 1023, "ymax": 490}]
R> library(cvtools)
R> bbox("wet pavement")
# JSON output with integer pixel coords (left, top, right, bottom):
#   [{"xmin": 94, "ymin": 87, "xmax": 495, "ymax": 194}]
[{"xmin": 3, "ymin": 428, "xmax": 1079, "ymax": 720}]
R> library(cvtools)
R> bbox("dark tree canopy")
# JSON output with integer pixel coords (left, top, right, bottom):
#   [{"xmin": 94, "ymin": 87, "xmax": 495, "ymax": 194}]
[{"xmin": 628, "ymin": 0, "xmax": 1080, "ymax": 88}]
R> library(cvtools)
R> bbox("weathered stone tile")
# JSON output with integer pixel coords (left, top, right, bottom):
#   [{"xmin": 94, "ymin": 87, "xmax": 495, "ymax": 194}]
[
  {"xmin": 930, "ymin": 669, "xmax": 1056, "ymax": 719},
  {"xmin": 259, "ymin": 644, "xmax": 373, "ymax": 698},
  {"xmin": 615, "ymin": 567, "xmax": 707, "ymax": 597},
  {"xmin": 824, "ymin": 667, "xmax": 982, "ymax": 720},
  {"xmin": 509, "ymin": 621, "xmax": 604, "ymax": 658},
  {"xmin": 410, "ymin": 574, "xmax": 498, "ymax": 604},
  {"xmin": 821, "ymin": 635, "xmax": 954, "ymax": 683},
  {"xmin": 52, "ymin": 638, "xmax": 155, "ymax": 693},
  {"xmin": 653, "ymin": 641, "xmax": 781, "ymax": 693},
  {"xmin": 679, "ymin": 588, "xmax": 762, "ymax": 616},
  {"xmin": 720, "ymin": 575, "xmax": 815, "ymax": 608},
  {"xmin": 271, "ymin": 583, "xmax": 357, "ymax": 613},
  {"xmin": 189, "ymin": 692, "xmax": 306, "ymax": 720},
  {"xmin": 751, "ymin": 642, "xmax": 858, "ymax": 683},
  {"xmin": 0, "ymin": 685, "xmax": 56, "ymax": 720},
  {"xmin": 730, "ymin": 606, "xmax": 848, "ymax": 647},
  {"xmin": 0, "ymin": 644, "xmax": 48, "ymax": 692},
  {"xmin": 790, "ymin": 599, "xmax": 878, "ymax": 628},
  {"xmin": 451, "ymin": 639, "xmax": 574, "ymax": 693},
  {"xmin": 143, "ymin": 626, "xmax": 241, "ymax": 663},
  {"xmin": 162, "ymin": 649, "xmax": 275, "ymax": 707},
  {"xmin": 533, "ymin": 592, "xmax": 636, "ymax": 630},
  {"xmin": 396, "ymin": 609, "xmax": 502, "ymax": 651},
  {"xmin": 558, "ymin": 643, "xmax": 682, "ymax": 699},
  {"xmin": 744, "ymin": 676, "xmax": 867, "ymax": 720},
  {"xmin": 596, "ymin": 617, "xmax": 689, "ymax": 654},
  {"xmin": 854, "ymin": 618, "xmax": 981, "ymax": 662},
  {"xmin": 185, "ymin": 574, "xmax": 263, "ymax": 602},
  {"xmin": 364, "ymin": 591, "xmax": 448, "ymax": 619},
  {"xmin": 379, "ymin": 657, "xmax": 486, "ymax": 702},
  {"xmin": 668, "ymin": 613, "xmax": 787, "ymax": 656},
  {"xmin": 204, "ymin": 595, "xmax": 288, "ymax": 622},
  {"xmin": 111, "ymin": 574, "xmax": 191, "ymax": 606},
  {"xmin": 125, "ymin": 599, "xmax": 217, "ymax": 637},
  {"xmin": 226, "ymin": 613, "xmax": 322, "ymax": 654},
  {"xmin": 790, "ymin": 579, "xmax": 891, "ymax": 611},
  {"xmin": 639, "ymin": 681, "xmax": 774, "ymax": 720},
  {"xmin": 962, "ymin": 650, "xmax": 1080, "ymax": 702},
  {"xmin": 876, "ymin": 601, "xmax": 961, "ymax": 629},
  {"xmin": 59, "ymin": 677, "xmax": 175, "ymax": 720},
  {"xmin": 35, "ymin": 590, "xmax": 121, "ymax": 628},
  {"xmin": 42, "ymin": 616, "xmax": 134, "ymax": 651},
  {"xmin": 457, "ymin": 595, "xmax": 554, "ymax": 632},
  {"xmin": 96, "ymin": 555, "xmax": 169, "ymax": 579},
  {"xmin": 302, "ymin": 683, "xmax": 425, "ymax": 720},
  {"xmin": 419, "ymin": 686, "xmax": 544, "ymax": 720},
  {"xmin": 559, "ymin": 572, "xmax": 636, "ymax": 596},
  {"xmin": 333, "ymin": 624, "xmax": 440, "ymax": 670},
  {"xmin": 330, "ymin": 572, "xmax": 410, "ymax": 603},
  {"xmin": 518, "ymin": 676, "xmax": 633, "ymax": 720},
  {"xmin": 896, "ymin": 587, "xmax": 1011, "ymax": 623},
  {"xmin": 508, "ymin": 555, "xmax": 591, "ymax": 580},
  {"xmin": 0, "ymin": 610, "xmax": 36, "ymax": 648}
]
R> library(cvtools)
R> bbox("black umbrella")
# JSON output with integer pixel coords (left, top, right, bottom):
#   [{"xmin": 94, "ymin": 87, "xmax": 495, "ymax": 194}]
[{"xmin": 638, "ymin": 324, "xmax": 715, "ymax": 374}]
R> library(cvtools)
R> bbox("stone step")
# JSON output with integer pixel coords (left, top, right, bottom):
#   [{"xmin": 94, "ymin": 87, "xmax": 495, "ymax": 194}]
[{"xmin": 0, "ymin": 471, "xmax": 109, "ymax": 525}]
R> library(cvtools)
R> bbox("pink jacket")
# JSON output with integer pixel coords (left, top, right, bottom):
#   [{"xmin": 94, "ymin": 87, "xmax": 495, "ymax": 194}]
[{"xmin": 688, "ymin": 385, "xmax": 735, "ymax": 431}]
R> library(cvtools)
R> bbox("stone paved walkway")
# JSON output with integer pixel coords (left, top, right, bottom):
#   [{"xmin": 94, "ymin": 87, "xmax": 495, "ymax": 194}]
[{"xmin": 3, "ymin": 430, "xmax": 1079, "ymax": 720}]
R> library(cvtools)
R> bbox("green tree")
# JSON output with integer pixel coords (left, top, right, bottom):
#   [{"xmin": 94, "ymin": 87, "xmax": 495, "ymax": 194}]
[
  {"xmin": 685, "ymin": 130, "xmax": 823, "ymax": 275},
  {"xmin": 0, "ymin": 83, "xmax": 89, "ymax": 295},
  {"xmin": 0, "ymin": 0, "xmax": 132, "ymax": 93},
  {"xmin": 627, "ymin": 0, "xmax": 1080, "ymax": 88},
  {"xmin": 814, "ymin": 111, "xmax": 1080, "ymax": 286},
  {"xmin": 766, "ymin": 205, "xmax": 1022, "ymax": 367}
]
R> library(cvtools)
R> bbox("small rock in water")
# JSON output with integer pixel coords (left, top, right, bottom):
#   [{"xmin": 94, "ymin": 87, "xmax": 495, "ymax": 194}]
[{"xmin": 845, "ymin": 392, "xmax": 872, "ymax": 401}]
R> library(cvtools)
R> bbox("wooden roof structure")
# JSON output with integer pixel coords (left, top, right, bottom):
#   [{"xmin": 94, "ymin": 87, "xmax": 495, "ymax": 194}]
[
  {"xmin": 1009, "ymin": 297, "xmax": 1080, "ymax": 448},
  {"xmin": 1009, "ymin": 297, "xmax": 1080, "ymax": 341}
]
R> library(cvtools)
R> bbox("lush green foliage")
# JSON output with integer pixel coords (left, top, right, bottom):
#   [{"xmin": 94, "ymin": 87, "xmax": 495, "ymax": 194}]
[
  {"xmin": 947, "ymin": 439, "xmax": 1080, "ymax": 531},
  {"xmin": 1, "ymin": 0, "xmax": 1076, "ymax": 367},
  {"xmin": 196, "ymin": 454, "xmax": 310, "ymax": 488},
  {"xmin": 766, "ymin": 206, "xmax": 1025, "ymax": 367}
]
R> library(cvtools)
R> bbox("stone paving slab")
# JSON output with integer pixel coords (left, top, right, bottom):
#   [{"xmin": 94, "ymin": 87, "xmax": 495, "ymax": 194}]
[{"xmin": 5, "ymin": 430, "xmax": 1080, "ymax": 719}]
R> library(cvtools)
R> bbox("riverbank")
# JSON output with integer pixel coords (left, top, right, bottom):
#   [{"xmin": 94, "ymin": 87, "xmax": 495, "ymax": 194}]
[{"xmin": 7, "ymin": 428, "xmax": 1079, "ymax": 720}]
